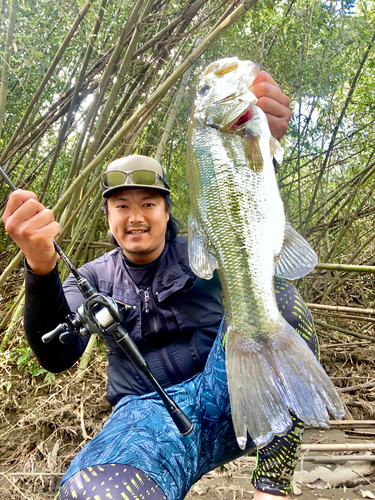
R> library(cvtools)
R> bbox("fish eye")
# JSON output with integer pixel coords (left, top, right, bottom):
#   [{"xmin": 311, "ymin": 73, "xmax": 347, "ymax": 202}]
[{"xmin": 198, "ymin": 84, "xmax": 210, "ymax": 95}]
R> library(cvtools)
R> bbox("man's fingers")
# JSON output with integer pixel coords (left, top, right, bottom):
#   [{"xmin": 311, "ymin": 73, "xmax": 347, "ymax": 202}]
[
  {"xmin": 2, "ymin": 190, "xmax": 38, "ymax": 223},
  {"xmin": 250, "ymin": 70, "xmax": 292, "ymax": 140},
  {"xmin": 18, "ymin": 208, "xmax": 58, "ymax": 238},
  {"xmin": 256, "ymin": 95, "xmax": 292, "ymax": 119}
]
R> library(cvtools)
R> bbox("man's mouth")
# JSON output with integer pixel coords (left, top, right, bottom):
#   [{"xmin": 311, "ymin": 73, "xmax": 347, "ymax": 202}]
[{"xmin": 126, "ymin": 228, "xmax": 149, "ymax": 235}]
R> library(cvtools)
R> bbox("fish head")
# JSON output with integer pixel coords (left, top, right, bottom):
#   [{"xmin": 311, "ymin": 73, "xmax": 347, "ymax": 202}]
[{"xmin": 192, "ymin": 57, "xmax": 259, "ymax": 131}]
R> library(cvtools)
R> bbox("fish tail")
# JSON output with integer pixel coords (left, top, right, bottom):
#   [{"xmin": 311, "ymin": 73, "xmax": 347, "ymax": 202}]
[{"xmin": 226, "ymin": 320, "xmax": 345, "ymax": 450}]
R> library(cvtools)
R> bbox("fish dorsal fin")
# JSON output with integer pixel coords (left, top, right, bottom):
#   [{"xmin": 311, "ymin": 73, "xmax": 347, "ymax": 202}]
[
  {"xmin": 188, "ymin": 215, "xmax": 219, "ymax": 279},
  {"xmin": 275, "ymin": 222, "xmax": 318, "ymax": 280}
]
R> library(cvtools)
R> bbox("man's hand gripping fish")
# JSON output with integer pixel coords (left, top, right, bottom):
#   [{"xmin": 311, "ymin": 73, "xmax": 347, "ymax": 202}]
[{"xmin": 186, "ymin": 57, "xmax": 345, "ymax": 449}]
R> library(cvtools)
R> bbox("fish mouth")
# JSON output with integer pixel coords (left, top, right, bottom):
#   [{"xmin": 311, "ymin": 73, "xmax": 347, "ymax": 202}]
[
  {"xmin": 232, "ymin": 108, "xmax": 254, "ymax": 129},
  {"xmin": 223, "ymin": 107, "xmax": 254, "ymax": 132}
]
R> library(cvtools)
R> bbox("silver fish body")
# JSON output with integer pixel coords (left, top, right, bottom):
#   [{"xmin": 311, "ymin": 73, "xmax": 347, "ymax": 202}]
[{"xmin": 186, "ymin": 57, "xmax": 344, "ymax": 449}]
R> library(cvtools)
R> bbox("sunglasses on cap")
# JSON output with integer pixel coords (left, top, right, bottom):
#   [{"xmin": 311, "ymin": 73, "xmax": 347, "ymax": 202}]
[{"xmin": 101, "ymin": 169, "xmax": 169, "ymax": 190}]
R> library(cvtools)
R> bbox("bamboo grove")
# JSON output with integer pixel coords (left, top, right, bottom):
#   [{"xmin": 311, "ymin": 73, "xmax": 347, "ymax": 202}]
[{"xmin": 1, "ymin": 0, "xmax": 375, "ymax": 367}]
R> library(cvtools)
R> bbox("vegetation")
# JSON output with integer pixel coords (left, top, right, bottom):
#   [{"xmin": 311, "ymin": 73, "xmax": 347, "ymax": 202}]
[{"xmin": 1, "ymin": 1, "xmax": 375, "ymax": 497}]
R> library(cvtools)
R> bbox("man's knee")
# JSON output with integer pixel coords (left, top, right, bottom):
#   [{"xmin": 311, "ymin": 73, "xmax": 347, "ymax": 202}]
[{"xmin": 56, "ymin": 463, "xmax": 167, "ymax": 500}]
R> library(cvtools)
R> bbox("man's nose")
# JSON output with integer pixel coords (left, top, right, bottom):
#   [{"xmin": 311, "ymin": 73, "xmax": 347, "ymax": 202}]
[{"xmin": 128, "ymin": 205, "xmax": 144, "ymax": 223}]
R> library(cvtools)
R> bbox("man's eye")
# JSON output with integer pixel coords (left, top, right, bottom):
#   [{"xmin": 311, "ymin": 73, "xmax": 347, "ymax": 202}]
[{"xmin": 198, "ymin": 84, "xmax": 210, "ymax": 95}]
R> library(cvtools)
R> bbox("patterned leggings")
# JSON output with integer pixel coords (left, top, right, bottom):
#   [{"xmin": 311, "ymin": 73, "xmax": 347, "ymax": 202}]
[{"xmin": 56, "ymin": 464, "xmax": 165, "ymax": 500}]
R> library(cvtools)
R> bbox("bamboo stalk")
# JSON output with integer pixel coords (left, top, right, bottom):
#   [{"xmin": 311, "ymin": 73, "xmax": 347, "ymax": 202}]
[
  {"xmin": 0, "ymin": 0, "xmax": 95, "ymax": 165},
  {"xmin": 0, "ymin": 251, "xmax": 23, "ymax": 287},
  {"xmin": 300, "ymin": 455, "xmax": 375, "ymax": 462},
  {"xmin": 307, "ymin": 303, "xmax": 375, "ymax": 316},
  {"xmin": 314, "ymin": 319, "xmax": 375, "ymax": 342},
  {"xmin": 304, "ymin": 28, "xmax": 375, "ymax": 230},
  {"xmin": 84, "ymin": 0, "xmax": 154, "ymax": 167},
  {"xmin": 0, "ymin": 284, "xmax": 24, "ymax": 331},
  {"xmin": 154, "ymin": 40, "xmax": 199, "ymax": 161},
  {"xmin": 300, "ymin": 443, "xmax": 375, "ymax": 452},
  {"xmin": 76, "ymin": 334, "xmax": 97, "ymax": 380},
  {"xmin": 311, "ymin": 310, "xmax": 375, "ymax": 324},
  {"xmin": 337, "ymin": 380, "xmax": 375, "ymax": 393},
  {"xmin": 329, "ymin": 420, "xmax": 375, "ymax": 427},
  {"xmin": 315, "ymin": 262, "xmax": 375, "ymax": 273},
  {"xmin": 0, "ymin": 0, "xmax": 19, "ymax": 138},
  {"xmin": 39, "ymin": 0, "xmax": 108, "ymax": 202},
  {"xmin": 52, "ymin": 0, "xmax": 259, "ymax": 217},
  {"xmin": 0, "ymin": 290, "xmax": 25, "ymax": 351}
]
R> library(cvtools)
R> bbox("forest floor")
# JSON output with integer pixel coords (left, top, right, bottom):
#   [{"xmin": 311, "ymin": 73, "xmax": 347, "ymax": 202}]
[{"xmin": 1, "ymin": 278, "xmax": 375, "ymax": 499}]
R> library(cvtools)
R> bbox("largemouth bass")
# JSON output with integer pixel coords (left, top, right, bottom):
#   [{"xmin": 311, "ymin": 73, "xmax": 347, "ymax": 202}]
[{"xmin": 186, "ymin": 57, "xmax": 344, "ymax": 449}]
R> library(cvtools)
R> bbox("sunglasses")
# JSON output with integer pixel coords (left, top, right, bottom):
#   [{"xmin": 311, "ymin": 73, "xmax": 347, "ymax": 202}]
[{"xmin": 101, "ymin": 169, "xmax": 169, "ymax": 189}]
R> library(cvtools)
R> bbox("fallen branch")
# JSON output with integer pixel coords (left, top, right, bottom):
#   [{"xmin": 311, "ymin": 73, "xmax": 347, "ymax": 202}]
[
  {"xmin": 337, "ymin": 380, "xmax": 375, "ymax": 393},
  {"xmin": 0, "ymin": 472, "xmax": 64, "ymax": 477},
  {"xmin": 329, "ymin": 419, "xmax": 375, "ymax": 427},
  {"xmin": 311, "ymin": 310, "xmax": 375, "ymax": 324},
  {"xmin": 301, "ymin": 443, "xmax": 375, "ymax": 452},
  {"xmin": 316, "ymin": 262, "xmax": 375, "ymax": 273},
  {"xmin": 300, "ymin": 454, "xmax": 375, "ymax": 462},
  {"xmin": 314, "ymin": 319, "xmax": 375, "ymax": 342},
  {"xmin": 307, "ymin": 303, "xmax": 375, "ymax": 316}
]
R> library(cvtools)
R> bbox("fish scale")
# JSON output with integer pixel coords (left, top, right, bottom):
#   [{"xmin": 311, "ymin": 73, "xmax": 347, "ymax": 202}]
[{"xmin": 186, "ymin": 57, "xmax": 345, "ymax": 449}]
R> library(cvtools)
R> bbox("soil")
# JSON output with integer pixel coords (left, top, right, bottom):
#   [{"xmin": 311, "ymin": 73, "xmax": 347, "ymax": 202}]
[{"xmin": 1, "ymin": 317, "xmax": 375, "ymax": 499}]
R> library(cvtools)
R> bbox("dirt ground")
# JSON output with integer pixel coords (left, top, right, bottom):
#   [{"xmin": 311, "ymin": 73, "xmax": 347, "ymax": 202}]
[{"xmin": 1, "ymin": 325, "xmax": 375, "ymax": 499}]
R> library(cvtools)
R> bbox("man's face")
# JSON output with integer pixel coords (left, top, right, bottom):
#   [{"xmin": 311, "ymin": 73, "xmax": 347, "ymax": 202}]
[{"xmin": 107, "ymin": 188, "xmax": 169, "ymax": 264}]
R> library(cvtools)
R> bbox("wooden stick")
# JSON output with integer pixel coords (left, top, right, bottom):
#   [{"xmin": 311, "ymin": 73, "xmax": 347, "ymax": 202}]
[
  {"xmin": 0, "ymin": 472, "xmax": 64, "ymax": 477},
  {"xmin": 337, "ymin": 380, "xmax": 375, "ymax": 393},
  {"xmin": 300, "ymin": 455, "xmax": 375, "ymax": 462},
  {"xmin": 316, "ymin": 262, "xmax": 375, "ymax": 273},
  {"xmin": 306, "ymin": 303, "xmax": 375, "ymax": 316},
  {"xmin": 314, "ymin": 319, "xmax": 375, "ymax": 342},
  {"xmin": 301, "ymin": 443, "xmax": 375, "ymax": 452},
  {"xmin": 312, "ymin": 310, "xmax": 375, "ymax": 323},
  {"xmin": 329, "ymin": 419, "xmax": 375, "ymax": 427}
]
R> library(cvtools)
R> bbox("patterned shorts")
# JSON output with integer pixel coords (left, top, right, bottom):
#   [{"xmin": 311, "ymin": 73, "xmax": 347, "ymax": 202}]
[{"xmin": 61, "ymin": 318, "xmax": 255, "ymax": 499}]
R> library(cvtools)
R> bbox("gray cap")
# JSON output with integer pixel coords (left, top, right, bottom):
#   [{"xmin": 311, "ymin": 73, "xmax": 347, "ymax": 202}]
[{"xmin": 102, "ymin": 155, "xmax": 170, "ymax": 198}]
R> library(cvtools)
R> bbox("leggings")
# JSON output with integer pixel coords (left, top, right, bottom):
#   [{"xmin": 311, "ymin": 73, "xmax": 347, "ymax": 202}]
[{"xmin": 56, "ymin": 463, "xmax": 166, "ymax": 500}]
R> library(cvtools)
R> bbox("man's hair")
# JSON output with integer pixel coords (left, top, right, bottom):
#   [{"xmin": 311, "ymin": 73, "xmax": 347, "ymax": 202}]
[{"xmin": 102, "ymin": 195, "xmax": 183, "ymax": 246}]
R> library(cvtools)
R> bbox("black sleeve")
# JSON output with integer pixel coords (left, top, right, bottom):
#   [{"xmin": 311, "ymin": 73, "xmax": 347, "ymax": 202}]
[{"xmin": 24, "ymin": 262, "xmax": 90, "ymax": 373}]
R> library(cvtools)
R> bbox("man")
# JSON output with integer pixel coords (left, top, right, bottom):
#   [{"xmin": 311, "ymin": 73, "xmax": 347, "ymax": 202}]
[{"xmin": 3, "ymin": 72, "xmax": 317, "ymax": 499}]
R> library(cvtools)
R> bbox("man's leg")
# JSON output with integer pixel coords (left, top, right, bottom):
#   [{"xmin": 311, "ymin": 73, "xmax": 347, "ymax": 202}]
[{"xmin": 56, "ymin": 383, "xmax": 204, "ymax": 500}]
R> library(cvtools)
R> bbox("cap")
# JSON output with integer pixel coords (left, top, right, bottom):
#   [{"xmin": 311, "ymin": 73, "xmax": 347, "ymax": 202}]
[{"xmin": 102, "ymin": 155, "xmax": 171, "ymax": 198}]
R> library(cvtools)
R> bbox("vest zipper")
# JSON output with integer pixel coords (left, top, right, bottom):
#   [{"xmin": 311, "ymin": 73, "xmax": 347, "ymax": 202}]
[{"xmin": 140, "ymin": 287, "xmax": 151, "ymax": 313}]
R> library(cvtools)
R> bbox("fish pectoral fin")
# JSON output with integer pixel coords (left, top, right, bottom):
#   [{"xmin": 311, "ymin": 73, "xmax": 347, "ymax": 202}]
[
  {"xmin": 275, "ymin": 222, "xmax": 318, "ymax": 280},
  {"xmin": 188, "ymin": 214, "xmax": 219, "ymax": 279},
  {"xmin": 270, "ymin": 136, "xmax": 284, "ymax": 164}
]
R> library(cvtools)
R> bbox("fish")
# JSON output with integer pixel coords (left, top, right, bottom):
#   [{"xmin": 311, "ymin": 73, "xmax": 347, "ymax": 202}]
[{"xmin": 185, "ymin": 57, "xmax": 345, "ymax": 449}]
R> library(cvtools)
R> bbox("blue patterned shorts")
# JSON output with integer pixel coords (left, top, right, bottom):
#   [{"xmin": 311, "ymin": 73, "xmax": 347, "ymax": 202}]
[{"xmin": 61, "ymin": 319, "xmax": 255, "ymax": 499}]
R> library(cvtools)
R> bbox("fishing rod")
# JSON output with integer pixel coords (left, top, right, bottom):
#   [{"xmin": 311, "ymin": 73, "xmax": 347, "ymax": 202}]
[{"xmin": 0, "ymin": 166, "xmax": 193, "ymax": 436}]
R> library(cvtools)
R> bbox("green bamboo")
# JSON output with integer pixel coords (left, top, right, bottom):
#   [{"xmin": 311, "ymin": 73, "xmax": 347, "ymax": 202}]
[
  {"xmin": 84, "ymin": 0, "xmax": 154, "ymax": 167},
  {"xmin": 40, "ymin": 0, "xmax": 109, "ymax": 202},
  {"xmin": 0, "ymin": 251, "xmax": 23, "ymax": 287},
  {"xmin": 0, "ymin": 0, "xmax": 19, "ymax": 138},
  {"xmin": 0, "ymin": 284, "xmax": 24, "ymax": 331},
  {"xmin": 0, "ymin": 0, "xmax": 95, "ymax": 165},
  {"xmin": 0, "ymin": 288, "xmax": 25, "ymax": 351},
  {"xmin": 51, "ymin": 0, "xmax": 259, "ymax": 217},
  {"xmin": 76, "ymin": 334, "xmax": 97, "ymax": 380},
  {"xmin": 315, "ymin": 262, "xmax": 375, "ymax": 273}
]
